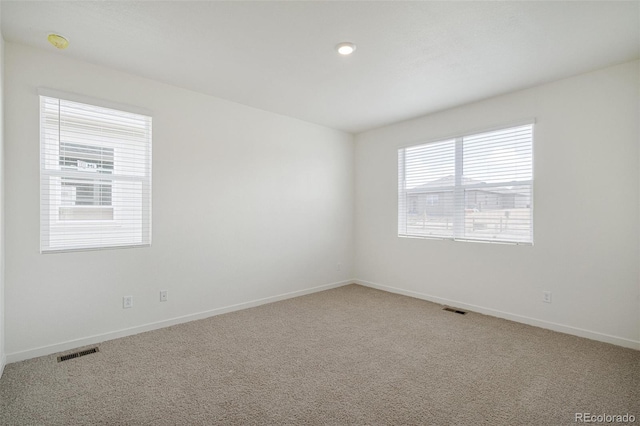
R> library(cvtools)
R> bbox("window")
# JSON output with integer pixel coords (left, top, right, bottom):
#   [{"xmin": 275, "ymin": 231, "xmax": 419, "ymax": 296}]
[
  {"xmin": 40, "ymin": 93, "xmax": 152, "ymax": 252},
  {"xmin": 398, "ymin": 123, "xmax": 533, "ymax": 244}
]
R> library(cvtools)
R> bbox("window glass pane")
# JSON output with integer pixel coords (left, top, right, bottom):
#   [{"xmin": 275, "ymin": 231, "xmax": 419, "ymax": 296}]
[
  {"xmin": 463, "ymin": 125, "xmax": 532, "ymax": 183},
  {"xmin": 59, "ymin": 142, "xmax": 114, "ymax": 174},
  {"xmin": 463, "ymin": 186, "xmax": 532, "ymax": 243},
  {"xmin": 404, "ymin": 140, "xmax": 455, "ymax": 190},
  {"xmin": 61, "ymin": 178, "xmax": 112, "ymax": 207},
  {"xmin": 404, "ymin": 191, "xmax": 454, "ymax": 238}
]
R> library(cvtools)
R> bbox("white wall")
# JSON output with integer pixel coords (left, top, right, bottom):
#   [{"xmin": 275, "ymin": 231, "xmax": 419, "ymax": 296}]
[
  {"xmin": 355, "ymin": 61, "xmax": 640, "ymax": 349},
  {"xmin": 0, "ymin": 4, "xmax": 6, "ymax": 375},
  {"xmin": 4, "ymin": 42, "xmax": 354, "ymax": 361}
]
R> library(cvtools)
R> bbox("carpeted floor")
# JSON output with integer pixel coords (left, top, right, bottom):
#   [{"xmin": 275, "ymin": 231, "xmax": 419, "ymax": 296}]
[{"xmin": 1, "ymin": 284, "xmax": 638, "ymax": 425}]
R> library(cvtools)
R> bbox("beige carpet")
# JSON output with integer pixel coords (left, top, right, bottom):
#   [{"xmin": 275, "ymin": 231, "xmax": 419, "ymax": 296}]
[{"xmin": 1, "ymin": 284, "xmax": 638, "ymax": 425}]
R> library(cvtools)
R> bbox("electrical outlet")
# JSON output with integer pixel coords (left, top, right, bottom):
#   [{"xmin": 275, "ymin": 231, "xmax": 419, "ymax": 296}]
[
  {"xmin": 542, "ymin": 291, "xmax": 552, "ymax": 303},
  {"xmin": 123, "ymin": 296, "xmax": 133, "ymax": 309},
  {"xmin": 160, "ymin": 290, "xmax": 168, "ymax": 302},
  {"xmin": 337, "ymin": 263, "xmax": 342, "ymax": 271}
]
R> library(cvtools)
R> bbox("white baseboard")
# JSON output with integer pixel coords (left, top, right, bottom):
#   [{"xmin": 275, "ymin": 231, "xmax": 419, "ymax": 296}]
[
  {"xmin": 0, "ymin": 353, "xmax": 6, "ymax": 378},
  {"xmin": 354, "ymin": 279, "xmax": 640, "ymax": 351},
  {"xmin": 6, "ymin": 279, "xmax": 353, "ymax": 364}
]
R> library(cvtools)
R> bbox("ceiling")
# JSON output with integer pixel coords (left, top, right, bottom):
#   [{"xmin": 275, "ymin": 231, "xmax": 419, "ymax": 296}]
[{"xmin": 2, "ymin": 1, "xmax": 639, "ymax": 134}]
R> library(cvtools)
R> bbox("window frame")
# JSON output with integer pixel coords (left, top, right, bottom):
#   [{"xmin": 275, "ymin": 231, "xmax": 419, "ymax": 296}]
[
  {"xmin": 398, "ymin": 121, "xmax": 534, "ymax": 245},
  {"xmin": 39, "ymin": 89, "xmax": 153, "ymax": 253}
]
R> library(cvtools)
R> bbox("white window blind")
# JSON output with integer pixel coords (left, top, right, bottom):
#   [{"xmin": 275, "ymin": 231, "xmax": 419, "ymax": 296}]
[
  {"xmin": 398, "ymin": 124, "xmax": 533, "ymax": 244},
  {"xmin": 40, "ymin": 95, "xmax": 152, "ymax": 252}
]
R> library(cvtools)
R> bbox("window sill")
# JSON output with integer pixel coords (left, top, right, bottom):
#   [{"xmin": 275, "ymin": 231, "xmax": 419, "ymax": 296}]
[{"xmin": 398, "ymin": 234, "xmax": 533, "ymax": 246}]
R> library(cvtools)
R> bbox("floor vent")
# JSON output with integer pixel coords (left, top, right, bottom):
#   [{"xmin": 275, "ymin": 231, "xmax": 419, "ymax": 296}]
[
  {"xmin": 443, "ymin": 307, "xmax": 467, "ymax": 315},
  {"xmin": 57, "ymin": 347, "xmax": 99, "ymax": 363}
]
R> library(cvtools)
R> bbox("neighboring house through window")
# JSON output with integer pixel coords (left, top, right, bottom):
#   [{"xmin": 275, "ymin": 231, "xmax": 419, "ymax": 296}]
[{"xmin": 59, "ymin": 142, "xmax": 114, "ymax": 221}]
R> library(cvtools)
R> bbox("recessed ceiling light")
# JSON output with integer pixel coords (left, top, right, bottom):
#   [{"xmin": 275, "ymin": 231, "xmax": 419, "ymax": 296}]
[
  {"xmin": 47, "ymin": 33, "xmax": 69, "ymax": 50},
  {"xmin": 336, "ymin": 42, "xmax": 356, "ymax": 56}
]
